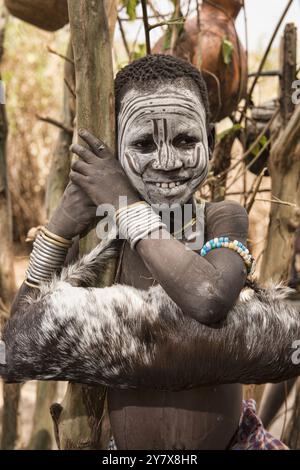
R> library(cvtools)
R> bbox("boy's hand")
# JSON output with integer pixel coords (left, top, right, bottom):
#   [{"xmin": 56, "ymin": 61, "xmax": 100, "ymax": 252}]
[
  {"xmin": 70, "ymin": 129, "xmax": 140, "ymax": 210},
  {"xmin": 47, "ymin": 181, "xmax": 97, "ymax": 240}
]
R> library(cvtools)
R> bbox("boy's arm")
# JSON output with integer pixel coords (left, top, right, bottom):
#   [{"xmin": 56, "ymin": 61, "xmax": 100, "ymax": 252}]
[{"xmin": 136, "ymin": 200, "xmax": 249, "ymax": 325}]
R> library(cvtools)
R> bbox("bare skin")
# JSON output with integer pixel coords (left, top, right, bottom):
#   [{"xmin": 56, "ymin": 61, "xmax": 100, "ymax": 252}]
[
  {"xmin": 108, "ymin": 196, "xmax": 247, "ymax": 449},
  {"xmin": 0, "ymin": 78, "xmax": 264, "ymax": 450}
]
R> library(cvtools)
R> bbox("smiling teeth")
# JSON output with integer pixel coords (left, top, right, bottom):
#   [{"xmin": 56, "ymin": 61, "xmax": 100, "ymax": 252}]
[{"xmin": 155, "ymin": 181, "xmax": 184, "ymax": 189}]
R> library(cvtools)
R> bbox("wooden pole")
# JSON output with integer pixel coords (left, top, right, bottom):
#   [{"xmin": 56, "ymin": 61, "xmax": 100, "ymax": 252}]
[
  {"xmin": 27, "ymin": 41, "xmax": 75, "ymax": 450},
  {"xmin": 50, "ymin": 0, "xmax": 116, "ymax": 450},
  {"xmin": 255, "ymin": 23, "xmax": 299, "ymax": 423},
  {"xmin": 279, "ymin": 23, "xmax": 297, "ymax": 126},
  {"xmin": 260, "ymin": 24, "xmax": 299, "ymax": 284},
  {"xmin": 0, "ymin": 0, "xmax": 21, "ymax": 450}
]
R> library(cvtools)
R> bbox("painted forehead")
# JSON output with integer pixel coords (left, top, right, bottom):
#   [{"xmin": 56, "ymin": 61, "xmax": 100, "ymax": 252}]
[{"xmin": 118, "ymin": 83, "xmax": 206, "ymax": 132}]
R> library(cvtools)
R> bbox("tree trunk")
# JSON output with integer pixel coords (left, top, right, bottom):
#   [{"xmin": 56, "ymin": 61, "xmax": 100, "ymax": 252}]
[
  {"xmin": 258, "ymin": 25, "xmax": 299, "ymax": 438},
  {"xmin": 0, "ymin": 1, "xmax": 20, "ymax": 450},
  {"xmin": 45, "ymin": 40, "xmax": 74, "ymax": 220},
  {"xmin": 260, "ymin": 36, "xmax": 299, "ymax": 284},
  {"xmin": 28, "ymin": 41, "xmax": 75, "ymax": 450},
  {"xmin": 51, "ymin": 0, "xmax": 116, "ymax": 450},
  {"xmin": 27, "ymin": 382, "xmax": 57, "ymax": 450},
  {"xmin": 283, "ymin": 379, "xmax": 300, "ymax": 449}
]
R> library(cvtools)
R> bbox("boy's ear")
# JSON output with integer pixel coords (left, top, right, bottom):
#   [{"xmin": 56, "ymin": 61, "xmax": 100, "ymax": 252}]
[{"xmin": 208, "ymin": 124, "xmax": 215, "ymax": 159}]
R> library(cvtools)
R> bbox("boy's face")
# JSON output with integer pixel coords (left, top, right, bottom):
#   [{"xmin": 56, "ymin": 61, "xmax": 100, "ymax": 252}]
[{"xmin": 118, "ymin": 82, "xmax": 209, "ymax": 206}]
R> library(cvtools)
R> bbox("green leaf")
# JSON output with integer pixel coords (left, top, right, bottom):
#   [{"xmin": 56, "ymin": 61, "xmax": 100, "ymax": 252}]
[
  {"xmin": 250, "ymin": 135, "xmax": 268, "ymax": 157},
  {"xmin": 222, "ymin": 38, "xmax": 234, "ymax": 65},
  {"xmin": 121, "ymin": 0, "xmax": 140, "ymax": 21},
  {"xmin": 132, "ymin": 43, "xmax": 147, "ymax": 61},
  {"xmin": 260, "ymin": 135, "xmax": 268, "ymax": 147},
  {"xmin": 216, "ymin": 124, "xmax": 242, "ymax": 143}
]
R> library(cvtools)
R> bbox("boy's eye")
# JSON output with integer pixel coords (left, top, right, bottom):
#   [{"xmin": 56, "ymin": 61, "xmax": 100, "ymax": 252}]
[
  {"xmin": 132, "ymin": 138, "xmax": 156, "ymax": 152},
  {"xmin": 173, "ymin": 135, "xmax": 199, "ymax": 148}
]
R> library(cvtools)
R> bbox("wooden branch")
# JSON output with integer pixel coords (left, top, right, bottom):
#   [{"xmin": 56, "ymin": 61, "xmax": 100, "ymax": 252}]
[
  {"xmin": 63, "ymin": 77, "xmax": 76, "ymax": 99},
  {"xmin": 254, "ymin": 198, "xmax": 298, "ymax": 208},
  {"xmin": 36, "ymin": 114, "xmax": 73, "ymax": 135},
  {"xmin": 117, "ymin": 15, "xmax": 131, "ymax": 60},
  {"xmin": 247, "ymin": 0, "xmax": 294, "ymax": 103},
  {"xmin": 210, "ymin": 129, "xmax": 236, "ymax": 201},
  {"xmin": 141, "ymin": 0, "xmax": 151, "ymax": 54},
  {"xmin": 226, "ymin": 188, "xmax": 270, "ymax": 196},
  {"xmin": 195, "ymin": 0, "xmax": 202, "ymax": 69},
  {"xmin": 47, "ymin": 45, "xmax": 74, "ymax": 65},
  {"xmin": 245, "ymin": 167, "xmax": 268, "ymax": 213},
  {"xmin": 280, "ymin": 23, "xmax": 297, "ymax": 125},
  {"xmin": 148, "ymin": 17, "xmax": 185, "ymax": 31},
  {"xmin": 205, "ymin": 109, "xmax": 279, "ymax": 187},
  {"xmin": 226, "ymin": 136, "xmax": 271, "ymax": 192},
  {"xmin": 147, "ymin": 0, "xmax": 166, "ymax": 21}
]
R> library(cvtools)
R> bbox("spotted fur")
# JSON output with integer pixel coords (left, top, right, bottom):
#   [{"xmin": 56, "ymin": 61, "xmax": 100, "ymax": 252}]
[{"xmin": 1, "ymin": 240, "xmax": 300, "ymax": 389}]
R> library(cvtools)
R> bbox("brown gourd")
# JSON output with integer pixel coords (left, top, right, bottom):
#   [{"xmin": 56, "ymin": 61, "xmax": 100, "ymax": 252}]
[{"xmin": 153, "ymin": 0, "xmax": 247, "ymax": 120}]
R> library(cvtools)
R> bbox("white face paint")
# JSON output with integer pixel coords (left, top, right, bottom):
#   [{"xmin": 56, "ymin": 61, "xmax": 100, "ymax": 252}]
[{"xmin": 118, "ymin": 82, "xmax": 210, "ymax": 205}]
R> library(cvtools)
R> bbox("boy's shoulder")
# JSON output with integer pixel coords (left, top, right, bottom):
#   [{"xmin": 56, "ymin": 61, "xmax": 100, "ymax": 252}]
[
  {"xmin": 205, "ymin": 199, "xmax": 248, "ymax": 217},
  {"xmin": 202, "ymin": 199, "xmax": 248, "ymax": 244}
]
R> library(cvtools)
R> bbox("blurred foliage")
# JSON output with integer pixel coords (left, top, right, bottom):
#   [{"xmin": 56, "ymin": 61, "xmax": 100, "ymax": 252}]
[
  {"xmin": 249, "ymin": 135, "xmax": 268, "ymax": 157},
  {"xmin": 163, "ymin": 0, "xmax": 184, "ymax": 51},
  {"xmin": 2, "ymin": 18, "xmax": 68, "ymax": 242},
  {"xmin": 222, "ymin": 38, "xmax": 234, "ymax": 65},
  {"xmin": 121, "ymin": 0, "xmax": 140, "ymax": 20},
  {"xmin": 131, "ymin": 43, "xmax": 146, "ymax": 60},
  {"xmin": 217, "ymin": 123, "xmax": 242, "ymax": 143}
]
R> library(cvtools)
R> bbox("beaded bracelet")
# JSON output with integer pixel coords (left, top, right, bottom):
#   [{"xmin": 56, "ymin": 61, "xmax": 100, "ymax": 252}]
[{"xmin": 200, "ymin": 237, "xmax": 255, "ymax": 277}]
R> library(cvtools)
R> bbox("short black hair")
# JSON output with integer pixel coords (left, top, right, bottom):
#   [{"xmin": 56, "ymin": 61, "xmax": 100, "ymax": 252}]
[{"xmin": 115, "ymin": 54, "xmax": 211, "ymax": 127}]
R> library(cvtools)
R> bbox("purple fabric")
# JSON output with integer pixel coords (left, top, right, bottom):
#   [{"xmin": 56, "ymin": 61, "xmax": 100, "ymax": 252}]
[{"xmin": 231, "ymin": 399, "xmax": 289, "ymax": 450}]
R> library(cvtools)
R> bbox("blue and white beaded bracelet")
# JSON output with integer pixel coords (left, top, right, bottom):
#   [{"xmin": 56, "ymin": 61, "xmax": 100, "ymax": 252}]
[{"xmin": 200, "ymin": 237, "xmax": 255, "ymax": 277}]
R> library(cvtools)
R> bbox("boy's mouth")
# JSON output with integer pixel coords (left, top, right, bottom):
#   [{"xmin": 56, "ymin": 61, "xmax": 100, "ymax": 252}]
[
  {"xmin": 145, "ymin": 179, "xmax": 189, "ymax": 197},
  {"xmin": 144, "ymin": 177, "xmax": 190, "ymax": 189}
]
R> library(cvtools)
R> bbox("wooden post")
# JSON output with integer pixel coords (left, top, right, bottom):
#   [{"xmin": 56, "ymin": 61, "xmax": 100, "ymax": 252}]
[
  {"xmin": 27, "ymin": 41, "xmax": 75, "ymax": 450},
  {"xmin": 0, "ymin": 0, "xmax": 21, "ymax": 450},
  {"xmin": 260, "ymin": 24, "xmax": 299, "ymax": 284},
  {"xmin": 279, "ymin": 23, "xmax": 297, "ymax": 126},
  {"xmin": 283, "ymin": 379, "xmax": 300, "ymax": 448},
  {"xmin": 256, "ymin": 23, "xmax": 299, "ymax": 423},
  {"xmin": 50, "ymin": 0, "xmax": 116, "ymax": 450},
  {"xmin": 45, "ymin": 41, "xmax": 74, "ymax": 218}
]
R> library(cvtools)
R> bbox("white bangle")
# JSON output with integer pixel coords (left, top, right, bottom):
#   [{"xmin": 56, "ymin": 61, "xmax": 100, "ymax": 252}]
[
  {"xmin": 116, "ymin": 202, "xmax": 167, "ymax": 249},
  {"xmin": 26, "ymin": 232, "xmax": 69, "ymax": 286}
]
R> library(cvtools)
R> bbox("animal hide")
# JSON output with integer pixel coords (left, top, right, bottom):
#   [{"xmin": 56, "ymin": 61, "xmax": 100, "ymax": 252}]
[{"xmin": 1, "ymin": 239, "xmax": 300, "ymax": 389}]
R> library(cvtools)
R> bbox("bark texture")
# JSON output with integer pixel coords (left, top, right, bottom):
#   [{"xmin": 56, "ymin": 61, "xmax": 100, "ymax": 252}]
[
  {"xmin": 51, "ymin": 0, "xmax": 116, "ymax": 450},
  {"xmin": 0, "ymin": 0, "xmax": 20, "ymax": 450}
]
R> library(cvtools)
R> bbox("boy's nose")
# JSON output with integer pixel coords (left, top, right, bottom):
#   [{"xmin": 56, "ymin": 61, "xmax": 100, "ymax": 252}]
[{"xmin": 153, "ymin": 143, "xmax": 183, "ymax": 170}]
